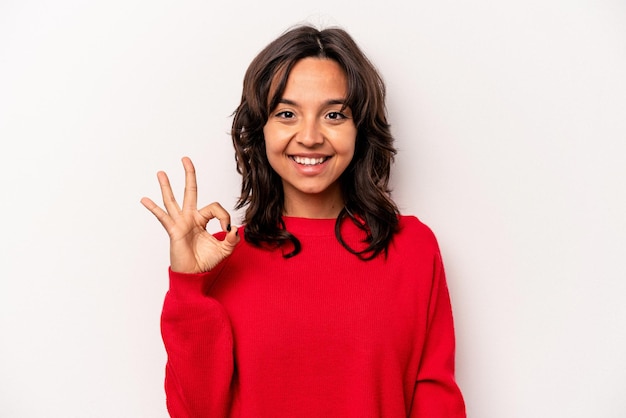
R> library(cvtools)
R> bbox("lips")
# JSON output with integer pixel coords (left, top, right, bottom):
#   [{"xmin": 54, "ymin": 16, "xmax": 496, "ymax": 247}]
[{"xmin": 290, "ymin": 155, "xmax": 330, "ymax": 166}]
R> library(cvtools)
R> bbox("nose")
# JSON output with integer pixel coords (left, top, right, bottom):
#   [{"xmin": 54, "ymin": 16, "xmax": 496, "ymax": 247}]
[{"xmin": 297, "ymin": 117, "xmax": 324, "ymax": 147}]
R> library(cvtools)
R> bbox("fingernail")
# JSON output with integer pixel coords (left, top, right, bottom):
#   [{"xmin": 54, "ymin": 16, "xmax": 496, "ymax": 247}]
[{"xmin": 227, "ymin": 224, "xmax": 231, "ymax": 232}]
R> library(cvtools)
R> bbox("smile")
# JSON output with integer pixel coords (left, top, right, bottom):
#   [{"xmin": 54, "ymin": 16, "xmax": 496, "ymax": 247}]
[{"xmin": 290, "ymin": 156, "xmax": 330, "ymax": 166}]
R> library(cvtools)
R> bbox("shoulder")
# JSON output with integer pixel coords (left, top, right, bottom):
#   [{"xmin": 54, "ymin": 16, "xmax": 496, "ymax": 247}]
[{"xmin": 394, "ymin": 215, "xmax": 441, "ymax": 254}]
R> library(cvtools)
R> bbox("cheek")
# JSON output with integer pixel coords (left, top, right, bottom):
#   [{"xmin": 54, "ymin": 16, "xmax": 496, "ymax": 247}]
[
  {"xmin": 262, "ymin": 126, "xmax": 283, "ymax": 172},
  {"xmin": 262, "ymin": 126, "xmax": 275, "ymax": 157},
  {"xmin": 340, "ymin": 133, "xmax": 357, "ymax": 160},
  {"xmin": 348, "ymin": 139, "xmax": 356, "ymax": 157},
  {"xmin": 342, "ymin": 135, "xmax": 357, "ymax": 170},
  {"xmin": 263, "ymin": 125, "xmax": 283, "ymax": 155}
]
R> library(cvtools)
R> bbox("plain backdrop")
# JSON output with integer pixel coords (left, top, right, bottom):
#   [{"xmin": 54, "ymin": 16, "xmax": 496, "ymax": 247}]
[{"xmin": 1, "ymin": 0, "xmax": 625, "ymax": 417}]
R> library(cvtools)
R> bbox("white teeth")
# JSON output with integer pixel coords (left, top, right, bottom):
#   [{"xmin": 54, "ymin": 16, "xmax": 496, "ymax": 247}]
[{"xmin": 293, "ymin": 156, "xmax": 326, "ymax": 165}]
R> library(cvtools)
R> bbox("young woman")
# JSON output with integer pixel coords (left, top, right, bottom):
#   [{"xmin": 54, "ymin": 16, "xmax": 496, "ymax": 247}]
[{"xmin": 141, "ymin": 24, "xmax": 466, "ymax": 417}]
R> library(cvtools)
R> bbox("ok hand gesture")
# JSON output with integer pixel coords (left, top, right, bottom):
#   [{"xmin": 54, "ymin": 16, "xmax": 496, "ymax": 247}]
[{"xmin": 140, "ymin": 157, "xmax": 240, "ymax": 274}]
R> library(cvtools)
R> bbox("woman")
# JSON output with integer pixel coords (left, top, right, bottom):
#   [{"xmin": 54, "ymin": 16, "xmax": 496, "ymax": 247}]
[{"xmin": 141, "ymin": 24, "xmax": 466, "ymax": 417}]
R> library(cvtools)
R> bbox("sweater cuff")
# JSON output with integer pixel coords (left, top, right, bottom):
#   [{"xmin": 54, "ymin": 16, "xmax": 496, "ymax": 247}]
[{"xmin": 168, "ymin": 267, "xmax": 212, "ymax": 299}]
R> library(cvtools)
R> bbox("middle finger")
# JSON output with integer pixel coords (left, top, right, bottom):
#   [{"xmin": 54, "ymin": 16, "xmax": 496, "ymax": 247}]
[{"xmin": 181, "ymin": 156, "xmax": 198, "ymax": 211}]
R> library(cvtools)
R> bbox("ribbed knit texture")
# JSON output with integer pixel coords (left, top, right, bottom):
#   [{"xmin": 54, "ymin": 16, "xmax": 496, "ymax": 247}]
[{"xmin": 160, "ymin": 215, "xmax": 466, "ymax": 417}]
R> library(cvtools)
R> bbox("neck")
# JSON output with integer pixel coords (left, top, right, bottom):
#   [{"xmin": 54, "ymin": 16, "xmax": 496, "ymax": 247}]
[{"xmin": 283, "ymin": 188, "xmax": 344, "ymax": 219}]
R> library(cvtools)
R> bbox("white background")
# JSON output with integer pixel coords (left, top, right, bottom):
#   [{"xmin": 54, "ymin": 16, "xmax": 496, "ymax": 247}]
[{"xmin": 1, "ymin": 1, "xmax": 625, "ymax": 417}]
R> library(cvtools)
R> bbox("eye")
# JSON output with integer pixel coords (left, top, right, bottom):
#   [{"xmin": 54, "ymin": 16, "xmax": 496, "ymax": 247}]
[
  {"xmin": 275, "ymin": 110, "xmax": 295, "ymax": 119},
  {"xmin": 326, "ymin": 111, "xmax": 348, "ymax": 120}
]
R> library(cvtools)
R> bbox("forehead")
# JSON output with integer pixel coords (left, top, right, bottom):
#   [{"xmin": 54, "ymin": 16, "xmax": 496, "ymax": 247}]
[{"xmin": 281, "ymin": 58, "xmax": 348, "ymax": 97}]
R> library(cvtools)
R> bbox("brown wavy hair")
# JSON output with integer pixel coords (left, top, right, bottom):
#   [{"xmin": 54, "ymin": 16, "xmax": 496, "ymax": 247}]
[{"xmin": 231, "ymin": 24, "xmax": 399, "ymax": 260}]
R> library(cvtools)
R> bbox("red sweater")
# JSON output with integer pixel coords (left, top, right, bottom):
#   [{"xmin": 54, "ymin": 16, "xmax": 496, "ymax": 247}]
[{"xmin": 161, "ymin": 215, "xmax": 466, "ymax": 417}]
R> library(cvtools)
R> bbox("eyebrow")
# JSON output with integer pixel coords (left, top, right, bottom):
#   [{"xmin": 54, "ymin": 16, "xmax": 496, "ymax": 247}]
[{"xmin": 278, "ymin": 98, "xmax": 348, "ymax": 107}]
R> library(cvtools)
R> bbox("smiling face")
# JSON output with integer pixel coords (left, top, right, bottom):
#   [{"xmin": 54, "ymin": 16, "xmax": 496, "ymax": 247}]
[{"xmin": 263, "ymin": 57, "xmax": 357, "ymax": 218}]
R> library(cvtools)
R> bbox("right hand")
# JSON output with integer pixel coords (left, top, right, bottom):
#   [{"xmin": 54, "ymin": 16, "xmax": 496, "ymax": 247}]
[{"xmin": 140, "ymin": 156, "xmax": 240, "ymax": 274}]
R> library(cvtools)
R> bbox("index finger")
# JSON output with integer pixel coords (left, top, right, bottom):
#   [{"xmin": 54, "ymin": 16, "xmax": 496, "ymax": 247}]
[
  {"xmin": 198, "ymin": 202, "xmax": 233, "ymax": 233},
  {"xmin": 181, "ymin": 156, "xmax": 198, "ymax": 211}
]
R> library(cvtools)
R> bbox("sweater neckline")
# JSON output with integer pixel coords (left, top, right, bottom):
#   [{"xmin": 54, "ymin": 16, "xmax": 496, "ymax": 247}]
[
  {"xmin": 282, "ymin": 216, "xmax": 337, "ymax": 236},
  {"xmin": 282, "ymin": 216, "xmax": 364, "ymax": 238}
]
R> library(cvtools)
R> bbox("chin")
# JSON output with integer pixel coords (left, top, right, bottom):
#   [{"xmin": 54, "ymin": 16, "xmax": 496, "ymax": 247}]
[
  {"xmin": 296, "ymin": 183, "xmax": 335, "ymax": 195},
  {"xmin": 297, "ymin": 188, "xmax": 326, "ymax": 195}
]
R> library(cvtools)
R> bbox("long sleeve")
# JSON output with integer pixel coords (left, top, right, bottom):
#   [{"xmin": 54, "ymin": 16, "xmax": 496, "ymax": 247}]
[
  {"xmin": 157, "ymin": 216, "xmax": 466, "ymax": 417},
  {"xmin": 160, "ymin": 268, "xmax": 234, "ymax": 418},
  {"xmin": 409, "ymin": 251, "xmax": 466, "ymax": 417}
]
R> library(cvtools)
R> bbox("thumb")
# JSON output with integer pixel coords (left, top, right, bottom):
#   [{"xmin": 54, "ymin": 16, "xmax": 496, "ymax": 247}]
[{"xmin": 222, "ymin": 224, "xmax": 241, "ymax": 250}]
